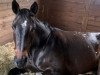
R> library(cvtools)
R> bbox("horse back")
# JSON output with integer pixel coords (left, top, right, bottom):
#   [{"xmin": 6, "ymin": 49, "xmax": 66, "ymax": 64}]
[{"xmin": 53, "ymin": 29, "xmax": 98, "ymax": 74}]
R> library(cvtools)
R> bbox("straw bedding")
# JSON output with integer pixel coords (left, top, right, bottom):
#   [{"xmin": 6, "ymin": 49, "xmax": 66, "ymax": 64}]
[
  {"xmin": 0, "ymin": 42, "xmax": 15, "ymax": 75},
  {"xmin": 0, "ymin": 42, "xmax": 34, "ymax": 75}
]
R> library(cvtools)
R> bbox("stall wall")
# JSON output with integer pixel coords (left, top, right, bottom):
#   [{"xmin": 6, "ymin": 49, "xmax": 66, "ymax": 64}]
[
  {"xmin": 1, "ymin": 0, "xmax": 100, "ymax": 44},
  {"xmin": 38, "ymin": 0, "xmax": 100, "ymax": 32}
]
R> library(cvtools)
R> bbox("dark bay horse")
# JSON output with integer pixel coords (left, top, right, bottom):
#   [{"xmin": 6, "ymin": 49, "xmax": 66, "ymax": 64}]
[{"xmin": 11, "ymin": 0, "xmax": 100, "ymax": 75}]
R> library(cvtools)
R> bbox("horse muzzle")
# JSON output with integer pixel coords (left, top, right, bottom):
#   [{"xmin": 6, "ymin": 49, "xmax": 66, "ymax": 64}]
[
  {"xmin": 14, "ymin": 56, "xmax": 27, "ymax": 69},
  {"xmin": 14, "ymin": 49, "xmax": 28, "ymax": 69}
]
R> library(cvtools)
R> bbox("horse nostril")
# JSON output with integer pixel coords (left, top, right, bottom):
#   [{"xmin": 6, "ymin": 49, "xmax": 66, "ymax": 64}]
[
  {"xmin": 15, "ymin": 56, "xmax": 27, "ymax": 69},
  {"xmin": 16, "ymin": 61, "xmax": 22, "ymax": 68}
]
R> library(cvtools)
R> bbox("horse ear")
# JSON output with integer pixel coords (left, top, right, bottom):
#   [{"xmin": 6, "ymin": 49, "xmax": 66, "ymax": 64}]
[
  {"xmin": 30, "ymin": 2, "xmax": 38, "ymax": 15},
  {"xmin": 12, "ymin": 0, "xmax": 20, "ymax": 14}
]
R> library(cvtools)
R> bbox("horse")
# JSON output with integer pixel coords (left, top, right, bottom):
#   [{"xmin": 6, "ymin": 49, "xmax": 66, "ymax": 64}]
[{"xmin": 10, "ymin": 0, "xmax": 100, "ymax": 75}]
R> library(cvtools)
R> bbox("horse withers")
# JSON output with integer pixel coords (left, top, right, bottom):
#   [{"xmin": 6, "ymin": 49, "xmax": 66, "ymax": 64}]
[{"xmin": 9, "ymin": 0, "xmax": 100, "ymax": 75}]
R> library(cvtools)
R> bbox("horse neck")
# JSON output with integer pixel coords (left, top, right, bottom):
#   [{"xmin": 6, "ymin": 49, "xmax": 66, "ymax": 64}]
[{"xmin": 34, "ymin": 18, "xmax": 51, "ymax": 48}]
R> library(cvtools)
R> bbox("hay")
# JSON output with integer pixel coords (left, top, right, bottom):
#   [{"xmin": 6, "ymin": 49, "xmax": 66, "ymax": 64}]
[
  {"xmin": 0, "ymin": 42, "xmax": 34, "ymax": 75},
  {"xmin": 0, "ymin": 42, "xmax": 15, "ymax": 75}
]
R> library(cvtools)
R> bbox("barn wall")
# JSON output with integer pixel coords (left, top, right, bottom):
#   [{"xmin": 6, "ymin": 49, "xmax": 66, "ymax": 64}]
[
  {"xmin": 0, "ymin": 0, "xmax": 36, "ymax": 45},
  {"xmin": 38, "ymin": 0, "xmax": 100, "ymax": 32},
  {"xmin": 1, "ymin": 0, "xmax": 100, "ymax": 45},
  {"xmin": 87, "ymin": 0, "xmax": 100, "ymax": 31}
]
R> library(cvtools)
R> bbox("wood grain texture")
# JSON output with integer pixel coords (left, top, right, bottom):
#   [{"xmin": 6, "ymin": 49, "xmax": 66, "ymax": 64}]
[
  {"xmin": 38, "ymin": 0, "xmax": 100, "ymax": 31},
  {"xmin": 1, "ymin": 0, "xmax": 100, "ymax": 44}
]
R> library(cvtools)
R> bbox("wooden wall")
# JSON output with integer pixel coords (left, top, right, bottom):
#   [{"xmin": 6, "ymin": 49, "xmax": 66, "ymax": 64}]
[
  {"xmin": 1, "ymin": 0, "xmax": 100, "ymax": 44},
  {"xmin": 38, "ymin": 0, "xmax": 100, "ymax": 32},
  {"xmin": 0, "ymin": 0, "xmax": 36, "ymax": 45}
]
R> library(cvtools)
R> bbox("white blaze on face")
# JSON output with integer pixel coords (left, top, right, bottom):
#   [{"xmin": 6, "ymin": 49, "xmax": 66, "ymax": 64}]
[{"xmin": 21, "ymin": 20, "xmax": 27, "ymax": 29}]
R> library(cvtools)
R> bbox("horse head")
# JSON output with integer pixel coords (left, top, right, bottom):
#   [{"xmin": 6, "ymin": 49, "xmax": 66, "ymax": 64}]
[{"xmin": 12, "ymin": 0, "xmax": 38, "ymax": 69}]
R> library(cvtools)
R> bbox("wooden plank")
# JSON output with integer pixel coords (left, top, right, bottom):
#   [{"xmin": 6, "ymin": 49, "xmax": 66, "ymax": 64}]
[
  {"xmin": 81, "ymin": 0, "xmax": 93, "ymax": 31},
  {"xmin": 46, "ymin": 1, "xmax": 85, "ymax": 13},
  {"xmin": 0, "ymin": 10, "xmax": 12, "ymax": 18},
  {"xmin": 60, "ymin": 0, "xmax": 86, "ymax": 4},
  {"xmin": 0, "ymin": 15, "xmax": 14, "ymax": 25},
  {"xmin": 88, "ymin": 20, "xmax": 100, "ymax": 27},
  {"xmin": 0, "ymin": 0, "xmax": 12, "ymax": 3},
  {"xmin": 90, "ymin": 5, "xmax": 100, "ymax": 11},
  {"xmin": 45, "ymin": 0, "xmax": 86, "ymax": 4},
  {"xmin": 87, "ymin": 25, "xmax": 100, "ymax": 31},
  {"xmin": 0, "ymin": 0, "xmax": 35, "ymax": 4},
  {"xmin": 88, "ymin": 16, "xmax": 95, "ymax": 21},
  {"xmin": 95, "ymin": 16, "xmax": 100, "ymax": 22},
  {"xmin": 47, "ymin": 13, "xmax": 83, "ymax": 24},
  {"xmin": 0, "ymin": 26, "xmax": 12, "ymax": 38},
  {"xmin": 89, "ymin": 8, "xmax": 100, "ymax": 17},
  {"xmin": 0, "ymin": 0, "xmax": 28, "ymax": 4},
  {"xmin": 0, "ymin": 3, "xmax": 13, "ymax": 11},
  {"xmin": 0, "ymin": 18, "xmax": 12, "ymax": 31},
  {"xmin": 0, "ymin": 32, "xmax": 13, "ymax": 45},
  {"xmin": 48, "ymin": 10, "xmax": 84, "ymax": 17},
  {"xmin": 88, "ymin": 16, "xmax": 100, "ymax": 22},
  {"xmin": 94, "ymin": 0, "xmax": 100, "ymax": 5},
  {"xmin": 48, "ymin": 17, "xmax": 82, "ymax": 31},
  {"xmin": 0, "ymin": 9, "xmax": 14, "ymax": 18},
  {"xmin": 0, "ymin": 1, "xmax": 33, "ymax": 11},
  {"xmin": 0, "ymin": 3, "xmax": 33, "ymax": 18}
]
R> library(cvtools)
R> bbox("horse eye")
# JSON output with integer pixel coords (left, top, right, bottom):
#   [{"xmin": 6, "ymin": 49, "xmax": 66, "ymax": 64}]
[{"xmin": 12, "ymin": 26, "xmax": 14, "ymax": 30}]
